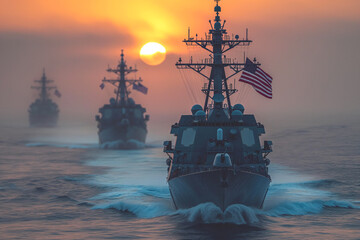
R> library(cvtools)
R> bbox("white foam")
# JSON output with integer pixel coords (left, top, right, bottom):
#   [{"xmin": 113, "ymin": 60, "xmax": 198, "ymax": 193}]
[{"xmin": 174, "ymin": 203, "xmax": 259, "ymax": 225}]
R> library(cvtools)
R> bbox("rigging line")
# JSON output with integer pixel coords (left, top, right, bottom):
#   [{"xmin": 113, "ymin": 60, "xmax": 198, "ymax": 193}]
[
  {"xmin": 182, "ymin": 69, "xmax": 198, "ymax": 103},
  {"xmin": 235, "ymin": 82, "xmax": 247, "ymax": 104},
  {"xmin": 245, "ymin": 86, "xmax": 252, "ymax": 104},
  {"xmin": 187, "ymin": 42, "xmax": 210, "ymax": 103},
  {"xmin": 178, "ymin": 69, "xmax": 190, "ymax": 102},
  {"xmin": 180, "ymin": 69, "xmax": 192, "ymax": 103},
  {"xmin": 178, "ymin": 69, "xmax": 195, "ymax": 104},
  {"xmin": 188, "ymin": 69, "xmax": 202, "ymax": 103},
  {"xmin": 239, "ymin": 83, "xmax": 247, "ymax": 103},
  {"xmin": 241, "ymin": 84, "xmax": 251, "ymax": 105},
  {"xmin": 193, "ymin": 48, "xmax": 210, "ymax": 103},
  {"xmin": 178, "ymin": 51, "xmax": 193, "ymax": 104},
  {"xmin": 187, "ymin": 72, "xmax": 198, "ymax": 103},
  {"xmin": 234, "ymin": 81, "xmax": 242, "ymax": 103}
]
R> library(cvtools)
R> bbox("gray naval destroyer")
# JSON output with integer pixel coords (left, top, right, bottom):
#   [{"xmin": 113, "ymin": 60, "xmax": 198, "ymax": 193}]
[
  {"xmin": 29, "ymin": 70, "xmax": 61, "ymax": 127},
  {"xmin": 96, "ymin": 50, "xmax": 149, "ymax": 149},
  {"xmin": 163, "ymin": 0, "xmax": 273, "ymax": 210}
]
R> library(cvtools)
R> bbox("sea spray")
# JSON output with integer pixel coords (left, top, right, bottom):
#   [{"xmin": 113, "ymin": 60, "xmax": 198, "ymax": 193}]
[
  {"xmin": 174, "ymin": 203, "xmax": 259, "ymax": 225},
  {"xmin": 92, "ymin": 200, "xmax": 172, "ymax": 219}
]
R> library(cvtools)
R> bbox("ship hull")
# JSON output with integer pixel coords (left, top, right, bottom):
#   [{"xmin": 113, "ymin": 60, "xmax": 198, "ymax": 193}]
[
  {"xmin": 98, "ymin": 125, "xmax": 147, "ymax": 149},
  {"xmin": 168, "ymin": 169, "xmax": 270, "ymax": 210},
  {"xmin": 29, "ymin": 112, "xmax": 58, "ymax": 127}
]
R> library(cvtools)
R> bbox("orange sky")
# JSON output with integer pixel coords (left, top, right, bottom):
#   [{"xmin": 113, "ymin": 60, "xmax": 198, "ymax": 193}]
[
  {"xmin": 1, "ymin": 0, "xmax": 360, "ymax": 137},
  {"xmin": 2, "ymin": 0, "xmax": 360, "ymax": 55}
]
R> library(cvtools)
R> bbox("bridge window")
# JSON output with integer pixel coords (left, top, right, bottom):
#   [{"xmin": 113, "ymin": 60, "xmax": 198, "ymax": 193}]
[
  {"xmin": 240, "ymin": 128, "xmax": 255, "ymax": 147},
  {"xmin": 181, "ymin": 128, "xmax": 196, "ymax": 147}
]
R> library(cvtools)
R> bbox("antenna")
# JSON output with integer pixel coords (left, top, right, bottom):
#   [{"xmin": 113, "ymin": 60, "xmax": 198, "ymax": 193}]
[
  {"xmin": 222, "ymin": 20, "xmax": 226, "ymax": 29},
  {"xmin": 209, "ymin": 20, "xmax": 213, "ymax": 30},
  {"xmin": 175, "ymin": 0, "xmax": 253, "ymax": 114}
]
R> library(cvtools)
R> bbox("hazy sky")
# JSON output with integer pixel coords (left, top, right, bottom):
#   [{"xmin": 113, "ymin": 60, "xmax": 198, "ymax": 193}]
[{"xmin": 1, "ymin": 0, "xmax": 360, "ymax": 136}]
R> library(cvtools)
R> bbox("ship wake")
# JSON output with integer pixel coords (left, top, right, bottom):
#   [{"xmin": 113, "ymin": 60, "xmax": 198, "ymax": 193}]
[
  {"xmin": 85, "ymin": 155, "xmax": 360, "ymax": 225},
  {"xmin": 100, "ymin": 139, "xmax": 145, "ymax": 150},
  {"xmin": 88, "ymin": 179, "xmax": 359, "ymax": 225}
]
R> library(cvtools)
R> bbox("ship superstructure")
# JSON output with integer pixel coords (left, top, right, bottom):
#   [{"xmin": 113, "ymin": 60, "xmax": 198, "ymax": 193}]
[
  {"xmin": 29, "ymin": 70, "xmax": 60, "ymax": 127},
  {"xmin": 96, "ymin": 50, "xmax": 149, "ymax": 149},
  {"xmin": 163, "ymin": 0, "xmax": 273, "ymax": 210}
]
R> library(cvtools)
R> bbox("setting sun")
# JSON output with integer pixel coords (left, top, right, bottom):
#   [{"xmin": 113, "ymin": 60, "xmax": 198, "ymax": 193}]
[{"xmin": 140, "ymin": 42, "xmax": 166, "ymax": 65}]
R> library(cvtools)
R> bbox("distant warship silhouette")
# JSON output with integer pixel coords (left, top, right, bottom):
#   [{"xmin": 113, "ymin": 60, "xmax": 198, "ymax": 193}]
[
  {"xmin": 164, "ymin": 0, "xmax": 273, "ymax": 210},
  {"xmin": 96, "ymin": 50, "xmax": 149, "ymax": 149},
  {"xmin": 29, "ymin": 69, "xmax": 61, "ymax": 127}
]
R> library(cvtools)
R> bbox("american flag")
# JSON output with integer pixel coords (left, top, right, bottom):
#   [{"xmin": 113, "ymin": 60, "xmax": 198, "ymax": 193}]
[
  {"xmin": 133, "ymin": 82, "xmax": 148, "ymax": 94},
  {"xmin": 54, "ymin": 89, "xmax": 61, "ymax": 98},
  {"xmin": 239, "ymin": 58, "xmax": 273, "ymax": 99}
]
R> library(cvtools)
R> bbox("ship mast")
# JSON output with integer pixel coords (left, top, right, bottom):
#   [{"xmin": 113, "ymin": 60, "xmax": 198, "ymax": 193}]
[
  {"xmin": 102, "ymin": 50, "xmax": 143, "ymax": 106},
  {"xmin": 176, "ymin": 0, "xmax": 260, "ymax": 116},
  {"xmin": 31, "ymin": 69, "xmax": 57, "ymax": 101}
]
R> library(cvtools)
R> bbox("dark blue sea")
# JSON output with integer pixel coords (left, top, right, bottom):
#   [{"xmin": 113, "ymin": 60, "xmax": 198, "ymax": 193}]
[{"xmin": 0, "ymin": 121, "xmax": 359, "ymax": 239}]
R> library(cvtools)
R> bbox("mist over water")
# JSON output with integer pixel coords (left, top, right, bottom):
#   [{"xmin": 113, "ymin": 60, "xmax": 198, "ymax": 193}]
[
  {"xmin": 1, "ymin": 0, "xmax": 360, "ymax": 238},
  {"xmin": 1, "ymin": 118, "xmax": 359, "ymax": 239}
]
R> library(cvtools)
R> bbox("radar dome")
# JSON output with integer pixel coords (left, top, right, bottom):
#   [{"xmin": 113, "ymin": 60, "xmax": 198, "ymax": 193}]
[
  {"xmin": 110, "ymin": 98, "xmax": 116, "ymax": 105},
  {"xmin": 233, "ymin": 104, "xmax": 244, "ymax": 113},
  {"xmin": 128, "ymin": 98, "xmax": 135, "ymax": 106},
  {"xmin": 231, "ymin": 110, "xmax": 243, "ymax": 116},
  {"xmin": 194, "ymin": 110, "xmax": 206, "ymax": 121},
  {"xmin": 195, "ymin": 110, "xmax": 206, "ymax": 116},
  {"xmin": 191, "ymin": 104, "xmax": 203, "ymax": 115},
  {"xmin": 231, "ymin": 110, "xmax": 243, "ymax": 121},
  {"xmin": 214, "ymin": 22, "xmax": 221, "ymax": 30}
]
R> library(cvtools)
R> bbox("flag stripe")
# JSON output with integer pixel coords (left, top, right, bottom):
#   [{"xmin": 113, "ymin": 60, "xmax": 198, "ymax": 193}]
[
  {"xmin": 240, "ymin": 78, "xmax": 272, "ymax": 95},
  {"xmin": 242, "ymin": 70, "xmax": 272, "ymax": 88},
  {"xmin": 133, "ymin": 83, "xmax": 148, "ymax": 94},
  {"xmin": 251, "ymin": 84, "xmax": 272, "ymax": 97},
  {"xmin": 241, "ymin": 73, "xmax": 272, "ymax": 92},
  {"xmin": 239, "ymin": 58, "xmax": 273, "ymax": 99},
  {"xmin": 239, "ymin": 70, "xmax": 273, "ymax": 98},
  {"xmin": 257, "ymin": 67, "xmax": 273, "ymax": 83},
  {"xmin": 254, "ymin": 88, "xmax": 272, "ymax": 98},
  {"xmin": 256, "ymin": 71, "xmax": 272, "ymax": 86},
  {"xmin": 247, "ymin": 81, "xmax": 272, "ymax": 98}
]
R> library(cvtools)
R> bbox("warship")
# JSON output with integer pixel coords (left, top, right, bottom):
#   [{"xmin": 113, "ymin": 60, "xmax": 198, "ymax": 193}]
[
  {"xmin": 163, "ymin": 0, "xmax": 273, "ymax": 210},
  {"xmin": 29, "ymin": 69, "xmax": 61, "ymax": 127},
  {"xmin": 96, "ymin": 50, "xmax": 149, "ymax": 149}
]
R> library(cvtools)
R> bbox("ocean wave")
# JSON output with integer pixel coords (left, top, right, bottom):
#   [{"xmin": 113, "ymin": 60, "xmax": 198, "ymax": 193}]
[
  {"xmin": 264, "ymin": 199, "xmax": 359, "ymax": 217},
  {"xmin": 26, "ymin": 140, "xmax": 159, "ymax": 150},
  {"xmin": 90, "ymin": 185, "xmax": 170, "ymax": 200},
  {"xmin": 52, "ymin": 195, "xmax": 78, "ymax": 202},
  {"xmin": 92, "ymin": 200, "xmax": 172, "ymax": 218},
  {"xmin": 25, "ymin": 142, "xmax": 97, "ymax": 149},
  {"xmin": 172, "ymin": 199, "xmax": 359, "ymax": 225},
  {"xmin": 78, "ymin": 202, "xmax": 94, "ymax": 207},
  {"xmin": 91, "ymin": 198, "xmax": 359, "ymax": 225},
  {"xmin": 138, "ymin": 185, "xmax": 170, "ymax": 199},
  {"xmin": 174, "ymin": 203, "xmax": 259, "ymax": 225},
  {"xmin": 270, "ymin": 179, "xmax": 342, "ymax": 190},
  {"xmin": 271, "ymin": 179, "xmax": 340, "ymax": 188}
]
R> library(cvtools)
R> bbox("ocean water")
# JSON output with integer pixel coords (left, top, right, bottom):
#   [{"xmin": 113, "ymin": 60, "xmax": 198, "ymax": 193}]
[{"xmin": 0, "ymin": 122, "xmax": 359, "ymax": 240}]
